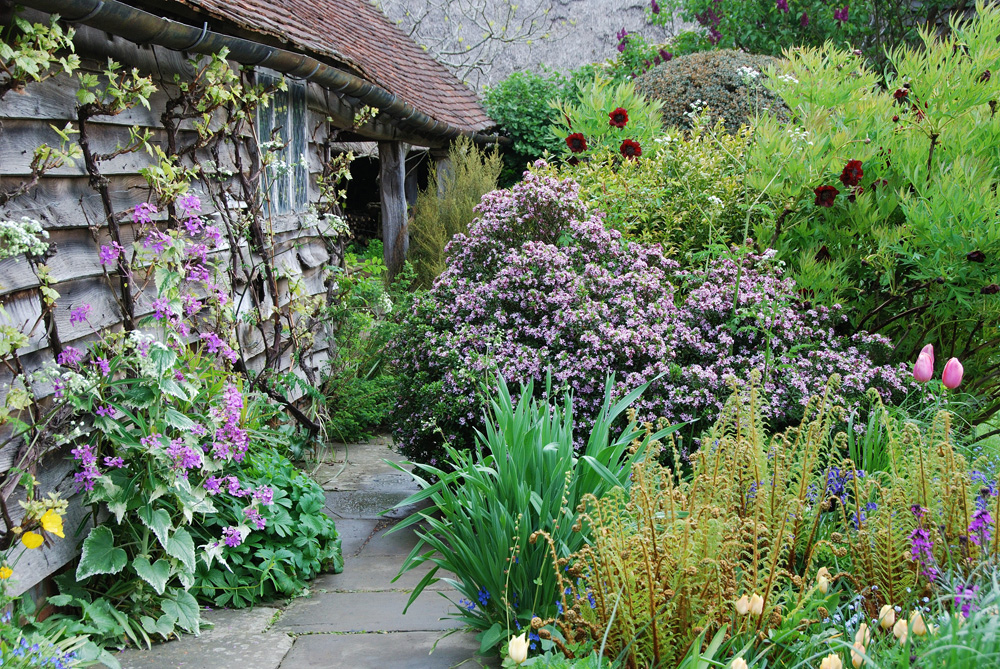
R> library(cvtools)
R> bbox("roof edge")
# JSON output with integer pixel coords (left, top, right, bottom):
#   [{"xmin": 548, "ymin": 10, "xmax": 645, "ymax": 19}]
[{"xmin": 19, "ymin": 0, "xmax": 499, "ymax": 144}]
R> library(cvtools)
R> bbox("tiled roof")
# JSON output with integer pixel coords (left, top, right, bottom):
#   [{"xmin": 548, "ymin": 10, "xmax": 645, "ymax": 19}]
[{"xmin": 169, "ymin": 0, "xmax": 494, "ymax": 133}]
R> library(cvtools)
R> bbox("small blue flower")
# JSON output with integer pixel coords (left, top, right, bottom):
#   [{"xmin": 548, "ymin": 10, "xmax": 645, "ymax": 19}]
[
  {"xmin": 556, "ymin": 600, "xmax": 564, "ymax": 615},
  {"xmin": 477, "ymin": 588, "xmax": 490, "ymax": 607}
]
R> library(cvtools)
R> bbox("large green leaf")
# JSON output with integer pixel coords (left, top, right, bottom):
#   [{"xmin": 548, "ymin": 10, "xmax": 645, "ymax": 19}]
[
  {"xmin": 76, "ymin": 526, "xmax": 127, "ymax": 580},
  {"xmin": 163, "ymin": 408, "xmax": 195, "ymax": 430},
  {"xmin": 137, "ymin": 505, "xmax": 172, "ymax": 551},
  {"xmin": 162, "ymin": 588, "xmax": 200, "ymax": 634},
  {"xmin": 133, "ymin": 557, "xmax": 171, "ymax": 595},
  {"xmin": 165, "ymin": 527, "xmax": 196, "ymax": 573}
]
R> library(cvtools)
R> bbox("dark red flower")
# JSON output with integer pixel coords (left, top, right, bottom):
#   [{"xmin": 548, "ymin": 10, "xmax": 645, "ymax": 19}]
[
  {"xmin": 893, "ymin": 87, "xmax": 909, "ymax": 102},
  {"xmin": 814, "ymin": 185, "xmax": 839, "ymax": 207},
  {"xmin": 609, "ymin": 108, "xmax": 629, "ymax": 128},
  {"xmin": 567, "ymin": 157, "xmax": 580, "ymax": 166},
  {"xmin": 967, "ymin": 250, "xmax": 986, "ymax": 263},
  {"xmin": 980, "ymin": 70, "xmax": 992, "ymax": 83},
  {"xmin": 620, "ymin": 139, "xmax": 642, "ymax": 159},
  {"xmin": 566, "ymin": 133, "xmax": 587, "ymax": 154},
  {"xmin": 839, "ymin": 160, "xmax": 864, "ymax": 188},
  {"xmin": 982, "ymin": 283, "xmax": 1000, "ymax": 295},
  {"xmin": 892, "ymin": 115, "xmax": 899, "ymax": 122}
]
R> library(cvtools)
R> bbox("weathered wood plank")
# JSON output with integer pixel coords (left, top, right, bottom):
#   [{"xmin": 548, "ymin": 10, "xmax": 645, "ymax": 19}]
[{"xmin": 379, "ymin": 141, "xmax": 408, "ymax": 277}]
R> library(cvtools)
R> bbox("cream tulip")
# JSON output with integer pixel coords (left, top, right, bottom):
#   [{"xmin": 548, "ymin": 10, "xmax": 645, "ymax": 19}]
[
  {"xmin": 879, "ymin": 604, "xmax": 896, "ymax": 630},
  {"xmin": 735, "ymin": 594, "xmax": 750, "ymax": 615},
  {"xmin": 854, "ymin": 622, "xmax": 871, "ymax": 646},
  {"xmin": 507, "ymin": 633, "xmax": 529, "ymax": 665},
  {"xmin": 910, "ymin": 611, "xmax": 928, "ymax": 636},
  {"xmin": 819, "ymin": 653, "xmax": 843, "ymax": 669},
  {"xmin": 749, "ymin": 593, "xmax": 764, "ymax": 616},
  {"xmin": 730, "ymin": 658, "xmax": 749, "ymax": 669},
  {"xmin": 851, "ymin": 641, "xmax": 865, "ymax": 669},
  {"xmin": 893, "ymin": 618, "xmax": 908, "ymax": 644}
]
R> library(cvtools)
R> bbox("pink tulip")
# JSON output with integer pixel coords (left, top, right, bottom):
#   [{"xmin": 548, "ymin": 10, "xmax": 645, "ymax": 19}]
[
  {"xmin": 920, "ymin": 343, "xmax": 934, "ymax": 366},
  {"xmin": 913, "ymin": 353, "xmax": 934, "ymax": 383},
  {"xmin": 942, "ymin": 357, "xmax": 964, "ymax": 389}
]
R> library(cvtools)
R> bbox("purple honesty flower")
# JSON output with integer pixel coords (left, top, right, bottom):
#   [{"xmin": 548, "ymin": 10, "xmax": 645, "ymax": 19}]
[
  {"xmin": 152, "ymin": 297, "xmax": 172, "ymax": 321},
  {"xmin": 69, "ymin": 303, "xmax": 91, "ymax": 325},
  {"xmin": 72, "ymin": 444, "xmax": 100, "ymax": 491},
  {"xmin": 178, "ymin": 193, "xmax": 201, "ymax": 215},
  {"xmin": 204, "ymin": 476, "xmax": 223, "ymax": 495},
  {"xmin": 57, "ymin": 346, "xmax": 84, "ymax": 367},
  {"xmin": 132, "ymin": 202, "xmax": 158, "ymax": 226},
  {"xmin": 222, "ymin": 526, "xmax": 242, "ymax": 548},
  {"xmin": 91, "ymin": 357, "xmax": 111, "ymax": 376},
  {"xmin": 955, "ymin": 584, "xmax": 979, "ymax": 618},
  {"xmin": 142, "ymin": 230, "xmax": 172, "ymax": 254},
  {"xmin": 910, "ymin": 527, "xmax": 938, "ymax": 580},
  {"xmin": 99, "ymin": 241, "xmax": 124, "ymax": 266},
  {"xmin": 244, "ymin": 507, "xmax": 266, "ymax": 530},
  {"xmin": 253, "ymin": 486, "xmax": 274, "ymax": 506},
  {"xmin": 969, "ymin": 508, "xmax": 993, "ymax": 547},
  {"xmin": 102, "ymin": 456, "xmax": 125, "ymax": 468},
  {"xmin": 95, "ymin": 404, "xmax": 114, "ymax": 417},
  {"xmin": 834, "ymin": 6, "xmax": 848, "ymax": 23}
]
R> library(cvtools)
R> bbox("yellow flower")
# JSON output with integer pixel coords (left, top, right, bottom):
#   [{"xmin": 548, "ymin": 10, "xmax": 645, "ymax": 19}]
[
  {"xmin": 816, "ymin": 567, "xmax": 832, "ymax": 594},
  {"xmin": 735, "ymin": 594, "xmax": 750, "ymax": 616},
  {"xmin": 819, "ymin": 653, "xmax": 843, "ymax": 669},
  {"xmin": 0, "ymin": 566, "xmax": 11, "ymax": 580},
  {"xmin": 507, "ymin": 633, "xmax": 528, "ymax": 665},
  {"xmin": 851, "ymin": 641, "xmax": 865, "ymax": 668},
  {"xmin": 21, "ymin": 531, "xmax": 43, "ymax": 549},
  {"xmin": 879, "ymin": 604, "xmax": 896, "ymax": 630},
  {"xmin": 749, "ymin": 593, "xmax": 764, "ymax": 616},
  {"xmin": 39, "ymin": 509, "xmax": 64, "ymax": 539}
]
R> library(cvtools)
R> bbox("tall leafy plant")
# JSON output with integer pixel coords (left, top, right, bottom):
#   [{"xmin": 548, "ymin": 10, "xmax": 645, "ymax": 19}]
[{"xmin": 389, "ymin": 375, "xmax": 677, "ymax": 655}]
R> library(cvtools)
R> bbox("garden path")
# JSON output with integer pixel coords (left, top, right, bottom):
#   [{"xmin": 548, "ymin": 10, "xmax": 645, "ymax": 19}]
[{"xmin": 106, "ymin": 436, "xmax": 497, "ymax": 668}]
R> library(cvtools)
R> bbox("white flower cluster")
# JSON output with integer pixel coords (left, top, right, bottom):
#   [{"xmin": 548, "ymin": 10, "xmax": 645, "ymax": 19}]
[
  {"xmin": 737, "ymin": 66, "xmax": 761, "ymax": 80},
  {"xmin": 777, "ymin": 74, "xmax": 799, "ymax": 85},
  {"xmin": 375, "ymin": 292, "xmax": 393, "ymax": 316},
  {"xmin": 786, "ymin": 126, "xmax": 814, "ymax": 147},
  {"xmin": 305, "ymin": 210, "xmax": 351, "ymax": 239},
  {"xmin": 0, "ymin": 217, "xmax": 50, "ymax": 261}
]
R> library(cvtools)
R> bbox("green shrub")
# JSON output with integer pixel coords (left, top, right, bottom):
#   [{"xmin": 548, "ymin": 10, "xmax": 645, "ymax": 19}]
[
  {"xmin": 390, "ymin": 375, "xmax": 675, "ymax": 655},
  {"xmin": 484, "ymin": 68, "xmax": 594, "ymax": 186},
  {"xmin": 320, "ymin": 252, "xmax": 414, "ymax": 443},
  {"xmin": 410, "ymin": 136, "xmax": 501, "ymax": 289},
  {"xmin": 747, "ymin": 5, "xmax": 1000, "ymax": 423},
  {"xmin": 551, "ymin": 77, "xmax": 664, "ymax": 160},
  {"xmin": 191, "ymin": 449, "xmax": 342, "ymax": 608},
  {"xmin": 634, "ymin": 49, "xmax": 787, "ymax": 131},
  {"xmin": 532, "ymin": 113, "xmax": 757, "ymax": 259}
]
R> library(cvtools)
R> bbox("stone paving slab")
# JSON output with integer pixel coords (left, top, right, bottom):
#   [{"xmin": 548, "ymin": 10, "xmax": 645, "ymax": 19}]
[
  {"xmin": 278, "ymin": 631, "xmax": 500, "ymax": 669},
  {"xmin": 276, "ymin": 590, "xmax": 462, "ymax": 633},
  {"xmin": 107, "ymin": 607, "xmax": 291, "ymax": 669},
  {"xmin": 336, "ymin": 518, "xmax": 382, "ymax": 557},
  {"xmin": 316, "ymin": 556, "xmax": 453, "ymax": 592}
]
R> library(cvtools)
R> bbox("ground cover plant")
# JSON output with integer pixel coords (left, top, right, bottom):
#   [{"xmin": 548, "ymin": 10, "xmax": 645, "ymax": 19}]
[{"xmin": 390, "ymin": 171, "xmax": 911, "ymax": 466}]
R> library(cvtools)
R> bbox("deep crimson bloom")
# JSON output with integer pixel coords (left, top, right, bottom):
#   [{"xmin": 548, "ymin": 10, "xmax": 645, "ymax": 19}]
[
  {"xmin": 566, "ymin": 133, "xmax": 587, "ymax": 153},
  {"xmin": 980, "ymin": 70, "xmax": 992, "ymax": 83},
  {"xmin": 800, "ymin": 11, "xmax": 809, "ymax": 27},
  {"xmin": 893, "ymin": 87, "xmax": 909, "ymax": 102},
  {"xmin": 982, "ymin": 284, "xmax": 1000, "ymax": 295},
  {"xmin": 609, "ymin": 107, "xmax": 629, "ymax": 128},
  {"xmin": 659, "ymin": 48, "xmax": 673, "ymax": 62},
  {"xmin": 839, "ymin": 160, "xmax": 864, "ymax": 188},
  {"xmin": 967, "ymin": 249, "xmax": 986, "ymax": 263},
  {"xmin": 620, "ymin": 139, "xmax": 642, "ymax": 159},
  {"xmin": 814, "ymin": 185, "xmax": 839, "ymax": 207},
  {"xmin": 892, "ymin": 114, "xmax": 899, "ymax": 122},
  {"xmin": 833, "ymin": 6, "xmax": 848, "ymax": 24},
  {"xmin": 775, "ymin": 0, "xmax": 789, "ymax": 12}
]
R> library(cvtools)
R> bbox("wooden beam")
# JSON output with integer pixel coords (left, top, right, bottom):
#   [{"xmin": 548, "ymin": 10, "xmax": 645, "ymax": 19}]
[{"xmin": 378, "ymin": 141, "xmax": 408, "ymax": 278}]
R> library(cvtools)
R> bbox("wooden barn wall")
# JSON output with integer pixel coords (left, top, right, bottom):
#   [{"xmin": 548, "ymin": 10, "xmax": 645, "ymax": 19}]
[{"xmin": 0, "ymin": 24, "xmax": 356, "ymax": 594}]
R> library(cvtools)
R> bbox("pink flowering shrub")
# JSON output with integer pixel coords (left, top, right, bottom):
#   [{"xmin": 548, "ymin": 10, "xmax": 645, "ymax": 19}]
[{"xmin": 391, "ymin": 170, "xmax": 911, "ymax": 464}]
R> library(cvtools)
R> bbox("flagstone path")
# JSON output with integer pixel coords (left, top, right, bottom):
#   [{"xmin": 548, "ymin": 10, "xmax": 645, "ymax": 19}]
[{"xmin": 108, "ymin": 436, "xmax": 499, "ymax": 669}]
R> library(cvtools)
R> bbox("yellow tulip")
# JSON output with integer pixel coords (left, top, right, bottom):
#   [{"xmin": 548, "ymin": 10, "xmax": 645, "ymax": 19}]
[
  {"xmin": 0, "ymin": 566, "xmax": 11, "ymax": 580},
  {"xmin": 40, "ymin": 509, "xmax": 64, "ymax": 539},
  {"xmin": 851, "ymin": 641, "xmax": 865, "ymax": 668},
  {"xmin": 879, "ymin": 604, "xmax": 896, "ymax": 630},
  {"xmin": 749, "ymin": 593, "xmax": 764, "ymax": 616},
  {"xmin": 817, "ymin": 574, "xmax": 830, "ymax": 595},
  {"xmin": 507, "ymin": 633, "xmax": 529, "ymax": 665},
  {"xmin": 731, "ymin": 658, "xmax": 749, "ymax": 669},
  {"xmin": 819, "ymin": 653, "xmax": 843, "ymax": 669},
  {"xmin": 854, "ymin": 623, "xmax": 871, "ymax": 646},
  {"xmin": 735, "ymin": 594, "xmax": 750, "ymax": 615},
  {"xmin": 893, "ymin": 618, "xmax": 908, "ymax": 645},
  {"xmin": 21, "ymin": 531, "xmax": 43, "ymax": 549}
]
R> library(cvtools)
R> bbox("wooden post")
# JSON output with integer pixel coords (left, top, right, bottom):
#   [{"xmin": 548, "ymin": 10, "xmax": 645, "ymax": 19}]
[
  {"xmin": 379, "ymin": 140, "xmax": 408, "ymax": 278},
  {"xmin": 431, "ymin": 146, "xmax": 453, "ymax": 199}
]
